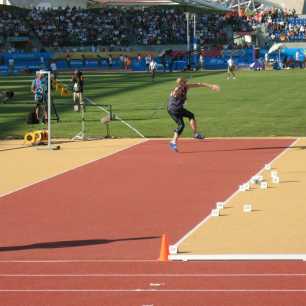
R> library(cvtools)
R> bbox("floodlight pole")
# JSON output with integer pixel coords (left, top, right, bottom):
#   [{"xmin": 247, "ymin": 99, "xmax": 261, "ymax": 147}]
[
  {"xmin": 47, "ymin": 71, "xmax": 51, "ymax": 147},
  {"xmin": 193, "ymin": 14, "xmax": 197, "ymax": 51},
  {"xmin": 238, "ymin": 0, "xmax": 241, "ymax": 16},
  {"xmin": 186, "ymin": 12, "xmax": 190, "ymax": 57},
  {"xmin": 252, "ymin": 0, "xmax": 255, "ymax": 10}
]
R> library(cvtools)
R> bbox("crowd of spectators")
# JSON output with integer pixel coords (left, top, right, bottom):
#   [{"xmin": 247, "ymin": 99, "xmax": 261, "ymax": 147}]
[
  {"xmin": 263, "ymin": 9, "xmax": 306, "ymax": 42},
  {"xmin": 197, "ymin": 12, "xmax": 253, "ymax": 46},
  {"xmin": 1, "ymin": 6, "xmax": 256, "ymax": 49},
  {"xmin": 1, "ymin": 5, "xmax": 306, "ymax": 50},
  {"xmin": 27, "ymin": 7, "xmax": 202, "ymax": 47},
  {"xmin": 248, "ymin": 8, "xmax": 306, "ymax": 43},
  {"xmin": 0, "ymin": 8, "xmax": 30, "ymax": 40}
]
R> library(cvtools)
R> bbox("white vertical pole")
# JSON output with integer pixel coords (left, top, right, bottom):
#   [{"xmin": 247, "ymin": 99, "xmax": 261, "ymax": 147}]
[
  {"xmin": 193, "ymin": 14, "xmax": 196, "ymax": 50},
  {"xmin": 252, "ymin": 0, "xmax": 255, "ymax": 10},
  {"xmin": 186, "ymin": 12, "xmax": 190, "ymax": 53},
  {"xmin": 47, "ymin": 71, "xmax": 51, "ymax": 148},
  {"xmin": 36, "ymin": 70, "xmax": 55, "ymax": 150},
  {"xmin": 238, "ymin": 0, "xmax": 241, "ymax": 16},
  {"xmin": 194, "ymin": 14, "xmax": 196, "ymax": 37}
]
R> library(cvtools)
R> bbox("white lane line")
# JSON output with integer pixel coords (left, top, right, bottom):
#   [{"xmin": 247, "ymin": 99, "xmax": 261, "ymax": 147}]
[
  {"xmin": 0, "ymin": 140, "xmax": 147, "ymax": 199},
  {"xmin": 85, "ymin": 97, "xmax": 146, "ymax": 139},
  {"xmin": 172, "ymin": 138, "xmax": 300, "ymax": 250},
  {"xmin": 1, "ymin": 273, "xmax": 306, "ymax": 277},
  {"xmin": 0, "ymin": 289, "xmax": 305, "ymax": 293}
]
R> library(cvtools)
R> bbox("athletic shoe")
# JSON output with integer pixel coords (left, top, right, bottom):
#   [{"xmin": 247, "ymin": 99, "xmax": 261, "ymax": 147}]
[
  {"xmin": 193, "ymin": 133, "xmax": 205, "ymax": 140},
  {"xmin": 169, "ymin": 142, "xmax": 177, "ymax": 152}
]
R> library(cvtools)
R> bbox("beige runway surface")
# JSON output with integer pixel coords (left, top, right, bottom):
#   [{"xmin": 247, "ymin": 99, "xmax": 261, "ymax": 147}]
[
  {"xmin": 0, "ymin": 138, "xmax": 145, "ymax": 197},
  {"xmin": 178, "ymin": 138, "xmax": 306, "ymax": 255}
]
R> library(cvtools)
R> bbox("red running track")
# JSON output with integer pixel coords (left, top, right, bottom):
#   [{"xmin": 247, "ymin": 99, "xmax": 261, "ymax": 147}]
[{"xmin": 1, "ymin": 138, "xmax": 305, "ymax": 306}]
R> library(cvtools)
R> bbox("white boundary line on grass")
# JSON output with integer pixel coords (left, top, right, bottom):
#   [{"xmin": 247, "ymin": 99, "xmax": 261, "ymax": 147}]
[
  {"xmin": 84, "ymin": 97, "xmax": 146, "ymax": 139},
  {"xmin": 169, "ymin": 138, "xmax": 301, "ymax": 261},
  {"xmin": 0, "ymin": 139, "xmax": 147, "ymax": 199},
  {"xmin": 57, "ymin": 77, "xmax": 146, "ymax": 138}
]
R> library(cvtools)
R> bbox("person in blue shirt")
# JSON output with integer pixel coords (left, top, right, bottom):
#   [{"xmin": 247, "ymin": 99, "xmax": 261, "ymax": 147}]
[{"xmin": 31, "ymin": 71, "xmax": 48, "ymax": 122}]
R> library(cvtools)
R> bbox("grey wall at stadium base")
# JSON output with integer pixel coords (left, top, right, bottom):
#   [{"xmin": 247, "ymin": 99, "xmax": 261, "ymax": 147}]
[{"xmin": 0, "ymin": 0, "xmax": 87, "ymax": 8}]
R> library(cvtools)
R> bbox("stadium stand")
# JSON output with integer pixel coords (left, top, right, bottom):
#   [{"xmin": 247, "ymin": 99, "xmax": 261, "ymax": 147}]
[
  {"xmin": 0, "ymin": 6, "xmax": 257, "ymax": 49},
  {"xmin": 0, "ymin": 3, "xmax": 305, "ymax": 74},
  {"xmin": 262, "ymin": 9, "xmax": 306, "ymax": 42}
]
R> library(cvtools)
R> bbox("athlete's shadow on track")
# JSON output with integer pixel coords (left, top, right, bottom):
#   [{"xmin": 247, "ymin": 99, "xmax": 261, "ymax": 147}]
[{"xmin": 0, "ymin": 236, "xmax": 160, "ymax": 252}]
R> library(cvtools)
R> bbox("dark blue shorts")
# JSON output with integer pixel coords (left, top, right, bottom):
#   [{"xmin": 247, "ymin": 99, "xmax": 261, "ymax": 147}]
[
  {"xmin": 167, "ymin": 108, "xmax": 195, "ymax": 135},
  {"xmin": 168, "ymin": 108, "xmax": 195, "ymax": 123}
]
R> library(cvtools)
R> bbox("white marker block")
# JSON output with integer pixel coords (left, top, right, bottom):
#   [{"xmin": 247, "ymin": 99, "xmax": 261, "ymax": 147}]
[
  {"xmin": 169, "ymin": 245, "xmax": 178, "ymax": 255},
  {"xmin": 253, "ymin": 175, "xmax": 263, "ymax": 184},
  {"xmin": 243, "ymin": 204, "xmax": 252, "ymax": 213},
  {"xmin": 211, "ymin": 209, "xmax": 220, "ymax": 217},
  {"xmin": 272, "ymin": 176, "xmax": 280, "ymax": 184},
  {"xmin": 150, "ymin": 283, "xmax": 162, "ymax": 287},
  {"xmin": 216, "ymin": 202, "xmax": 224, "ymax": 209},
  {"xmin": 271, "ymin": 170, "xmax": 278, "ymax": 178},
  {"xmin": 244, "ymin": 183, "xmax": 250, "ymax": 191},
  {"xmin": 260, "ymin": 181, "xmax": 268, "ymax": 189},
  {"xmin": 265, "ymin": 164, "xmax": 272, "ymax": 171},
  {"xmin": 239, "ymin": 185, "xmax": 246, "ymax": 192},
  {"xmin": 257, "ymin": 175, "xmax": 264, "ymax": 182}
]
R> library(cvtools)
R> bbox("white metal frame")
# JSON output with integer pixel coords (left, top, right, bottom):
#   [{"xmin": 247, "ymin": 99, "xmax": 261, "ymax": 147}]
[{"xmin": 37, "ymin": 70, "xmax": 59, "ymax": 150}]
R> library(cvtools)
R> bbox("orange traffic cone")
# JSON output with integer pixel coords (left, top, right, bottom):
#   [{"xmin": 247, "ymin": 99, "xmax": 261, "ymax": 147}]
[{"xmin": 158, "ymin": 234, "xmax": 169, "ymax": 262}]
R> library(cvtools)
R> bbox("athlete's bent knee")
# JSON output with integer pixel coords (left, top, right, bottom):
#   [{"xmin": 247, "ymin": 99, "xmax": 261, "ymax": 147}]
[
  {"xmin": 189, "ymin": 114, "xmax": 195, "ymax": 120},
  {"xmin": 175, "ymin": 122, "xmax": 185, "ymax": 135}
]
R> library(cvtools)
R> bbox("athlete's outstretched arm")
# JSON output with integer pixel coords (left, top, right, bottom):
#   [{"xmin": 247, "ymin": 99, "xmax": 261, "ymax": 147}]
[{"xmin": 187, "ymin": 83, "xmax": 220, "ymax": 91}]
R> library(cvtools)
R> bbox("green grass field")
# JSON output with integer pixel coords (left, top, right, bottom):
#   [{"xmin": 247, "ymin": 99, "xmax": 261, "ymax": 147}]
[{"xmin": 1, "ymin": 69, "xmax": 306, "ymax": 139}]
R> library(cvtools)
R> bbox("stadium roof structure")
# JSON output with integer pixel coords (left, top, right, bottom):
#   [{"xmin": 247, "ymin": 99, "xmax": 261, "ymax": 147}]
[
  {"xmin": 93, "ymin": 0, "xmax": 284, "ymax": 12},
  {"xmin": 93, "ymin": 0, "xmax": 176, "ymax": 5},
  {"xmin": 217, "ymin": 0, "xmax": 282, "ymax": 11},
  {"xmin": 94, "ymin": 0, "xmax": 231, "ymax": 11}
]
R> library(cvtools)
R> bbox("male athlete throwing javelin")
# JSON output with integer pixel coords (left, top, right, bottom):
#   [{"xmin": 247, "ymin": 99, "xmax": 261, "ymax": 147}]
[{"xmin": 168, "ymin": 77, "xmax": 220, "ymax": 152}]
